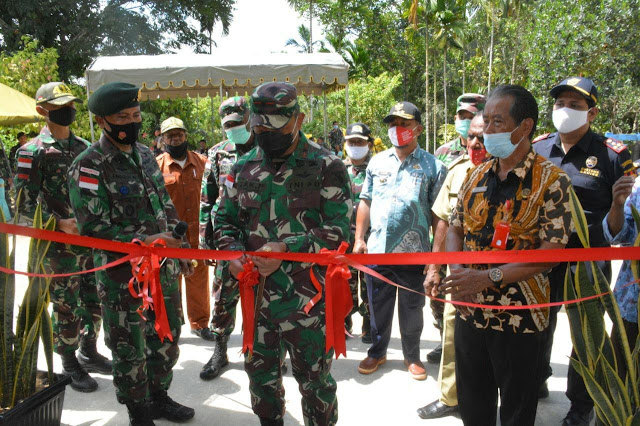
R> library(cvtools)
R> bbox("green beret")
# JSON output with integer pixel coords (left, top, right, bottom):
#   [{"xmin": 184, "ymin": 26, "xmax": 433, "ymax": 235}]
[{"xmin": 88, "ymin": 82, "xmax": 140, "ymax": 116}]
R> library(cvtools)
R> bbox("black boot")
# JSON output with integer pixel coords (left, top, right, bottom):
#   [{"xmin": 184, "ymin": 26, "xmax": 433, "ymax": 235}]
[
  {"xmin": 259, "ymin": 417, "xmax": 284, "ymax": 426},
  {"xmin": 426, "ymin": 343, "xmax": 443, "ymax": 364},
  {"xmin": 78, "ymin": 340, "xmax": 113, "ymax": 374},
  {"xmin": 126, "ymin": 401, "xmax": 155, "ymax": 426},
  {"xmin": 361, "ymin": 315, "xmax": 372, "ymax": 344},
  {"xmin": 200, "ymin": 334, "xmax": 229, "ymax": 380},
  {"xmin": 61, "ymin": 352, "xmax": 98, "ymax": 392},
  {"xmin": 345, "ymin": 315, "xmax": 353, "ymax": 335},
  {"xmin": 150, "ymin": 390, "xmax": 195, "ymax": 422}
]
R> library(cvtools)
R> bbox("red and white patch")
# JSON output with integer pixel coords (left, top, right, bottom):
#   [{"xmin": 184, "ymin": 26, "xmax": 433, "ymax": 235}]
[
  {"xmin": 17, "ymin": 173, "xmax": 29, "ymax": 180},
  {"xmin": 80, "ymin": 167, "xmax": 99, "ymax": 176},
  {"xmin": 79, "ymin": 176, "xmax": 99, "ymax": 190},
  {"xmin": 224, "ymin": 173, "xmax": 235, "ymax": 188},
  {"xmin": 388, "ymin": 126, "xmax": 414, "ymax": 147},
  {"xmin": 17, "ymin": 157, "xmax": 33, "ymax": 169}
]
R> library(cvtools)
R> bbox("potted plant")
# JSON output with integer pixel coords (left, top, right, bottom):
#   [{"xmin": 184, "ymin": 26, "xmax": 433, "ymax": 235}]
[{"xmin": 0, "ymin": 203, "xmax": 72, "ymax": 425}]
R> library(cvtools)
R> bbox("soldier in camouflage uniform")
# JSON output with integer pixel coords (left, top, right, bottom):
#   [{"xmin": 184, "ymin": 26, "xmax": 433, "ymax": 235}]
[
  {"xmin": 15, "ymin": 82, "xmax": 111, "ymax": 393},
  {"xmin": 214, "ymin": 82, "xmax": 352, "ymax": 426},
  {"xmin": 342, "ymin": 122, "xmax": 373, "ymax": 342},
  {"xmin": 68, "ymin": 82, "xmax": 195, "ymax": 426},
  {"xmin": 199, "ymin": 96, "xmax": 257, "ymax": 380}
]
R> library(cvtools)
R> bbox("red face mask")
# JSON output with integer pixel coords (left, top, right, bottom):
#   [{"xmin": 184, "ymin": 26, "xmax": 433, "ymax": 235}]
[
  {"xmin": 388, "ymin": 126, "xmax": 414, "ymax": 147},
  {"xmin": 470, "ymin": 148, "xmax": 488, "ymax": 166}
]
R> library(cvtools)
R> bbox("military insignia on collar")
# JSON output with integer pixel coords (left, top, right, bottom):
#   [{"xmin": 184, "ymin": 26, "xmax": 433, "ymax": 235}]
[{"xmin": 586, "ymin": 156, "xmax": 598, "ymax": 168}]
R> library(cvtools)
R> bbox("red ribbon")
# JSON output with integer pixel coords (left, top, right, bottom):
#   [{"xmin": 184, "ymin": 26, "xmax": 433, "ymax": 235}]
[
  {"xmin": 128, "ymin": 239, "xmax": 173, "ymax": 342},
  {"xmin": 238, "ymin": 260, "xmax": 260, "ymax": 355},
  {"xmin": 305, "ymin": 242, "xmax": 353, "ymax": 359}
]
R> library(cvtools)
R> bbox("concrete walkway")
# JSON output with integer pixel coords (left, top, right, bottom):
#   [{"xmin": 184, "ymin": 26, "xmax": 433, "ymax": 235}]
[{"xmin": 13, "ymin": 235, "xmax": 608, "ymax": 425}]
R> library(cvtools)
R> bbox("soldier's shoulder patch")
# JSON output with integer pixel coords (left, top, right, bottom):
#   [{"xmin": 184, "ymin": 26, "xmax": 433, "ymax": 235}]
[
  {"xmin": 605, "ymin": 138, "xmax": 628, "ymax": 154},
  {"xmin": 532, "ymin": 133, "xmax": 551, "ymax": 144},
  {"xmin": 78, "ymin": 175, "xmax": 99, "ymax": 190},
  {"xmin": 224, "ymin": 172, "xmax": 235, "ymax": 188},
  {"xmin": 80, "ymin": 167, "xmax": 100, "ymax": 176}
]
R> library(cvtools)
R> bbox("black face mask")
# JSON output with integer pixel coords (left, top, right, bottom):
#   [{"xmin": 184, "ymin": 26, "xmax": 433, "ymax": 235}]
[
  {"xmin": 104, "ymin": 119, "xmax": 141, "ymax": 146},
  {"xmin": 256, "ymin": 130, "xmax": 296, "ymax": 158},
  {"xmin": 165, "ymin": 142, "xmax": 188, "ymax": 159},
  {"xmin": 48, "ymin": 106, "xmax": 76, "ymax": 126}
]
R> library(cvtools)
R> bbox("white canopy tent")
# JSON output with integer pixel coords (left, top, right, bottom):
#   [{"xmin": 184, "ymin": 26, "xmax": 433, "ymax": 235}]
[{"xmin": 84, "ymin": 53, "xmax": 350, "ymax": 142}]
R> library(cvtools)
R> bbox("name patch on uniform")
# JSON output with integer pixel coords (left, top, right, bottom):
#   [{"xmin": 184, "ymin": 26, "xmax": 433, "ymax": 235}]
[
  {"xmin": 19, "ymin": 150, "xmax": 34, "ymax": 156},
  {"xmin": 472, "ymin": 186, "xmax": 487, "ymax": 193},
  {"xmin": 79, "ymin": 176, "xmax": 99, "ymax": 190},
  {"xmin": 17, "ymin": 157, "xmax": 32, "ymax": 169},
  {"xmin": 580, "ymin": 167, "xmax": 601, "ymax": 177},
  {"xmin": 286, "ymin": 177, "xmax": 321, "ymax": 192},
  {"xmin": 80, "ymin": 167, "xmax": 99, "ymax": 176},
  {"xmin": 237, "ymin": 180, "xmax": 266, "ymax": 192}
]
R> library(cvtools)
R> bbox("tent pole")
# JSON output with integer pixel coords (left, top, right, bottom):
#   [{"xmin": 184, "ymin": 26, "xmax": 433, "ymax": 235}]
[
  {"xmin": 323, "ymin": 88, "xmax": 328, "ymax": 142},
  {"xmin": 345, "ymin": 81, "xmax": 350, "ymax": 126},
  {"xmin": 86, "ymin": 76, "xmax": 95, "ymax": 142}
]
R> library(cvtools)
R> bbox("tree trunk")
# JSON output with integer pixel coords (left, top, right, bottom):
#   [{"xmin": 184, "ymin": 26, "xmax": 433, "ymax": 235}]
[
  {"xmin": 433, "ymin": 62, "xmax": 437, "ymax": 145},
  {"xmin": 309, "ymin": 0, "xmax": 313, "ymax": 53},
  {"xmin": 443, "ymin": 47, "xmax": 448, "ymax": 134},
  {"xmin": 425, "ymin": 24, "xmax": 431, "ymax": 152},
  {"xmin": 462, "ymin": 46, "xmax": 466, "ymax": 93},
  {"xmin": 488, "ymin": 15, "xmax": 494, "ymax": 92},
  {"xmin": 510, "ymin": 8, "xmax": 519, "ymax": 84}
]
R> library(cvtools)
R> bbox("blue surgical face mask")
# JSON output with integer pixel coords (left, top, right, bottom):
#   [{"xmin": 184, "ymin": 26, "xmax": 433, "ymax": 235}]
[
  {"xmin": 455, "ymin": 118, "xmax": 471, "ymax": 138},
  {"xmin": 225, "ymin": 124, "xmax": 251, "ymax": 145},
  {"xmin": 483, "ymin": 124, "xmax": 523, "ymax": 159}
]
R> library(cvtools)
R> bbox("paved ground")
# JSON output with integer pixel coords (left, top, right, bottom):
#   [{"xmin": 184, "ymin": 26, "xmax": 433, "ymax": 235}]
[{"xmin": 12, "ymin": 235, "xmax": 610, "ymax": 425}]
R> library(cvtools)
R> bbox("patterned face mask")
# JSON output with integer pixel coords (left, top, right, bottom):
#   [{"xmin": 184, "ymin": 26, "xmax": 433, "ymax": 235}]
[{"xmin": 104, "ymin": 119, "xmax": 141, "ymax": 146}]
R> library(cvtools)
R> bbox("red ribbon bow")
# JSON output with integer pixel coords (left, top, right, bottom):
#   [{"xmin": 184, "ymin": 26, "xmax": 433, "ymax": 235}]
[
  {"xmin": 238, "ymin": 259, "xmax": 260, "ymax": 355},
  {"xmin": 128, "ymin": 238, "xmax": 173, "ymax": 342},
  {"xmin": 305, "ymin": 241, "xmax": 353, "ymax": 359}
]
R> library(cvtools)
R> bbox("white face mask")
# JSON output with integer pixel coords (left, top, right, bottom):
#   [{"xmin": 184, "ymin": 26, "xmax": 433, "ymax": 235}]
[
  {"xmin": 345, "ymin": 144, "xmax": 369, "ymax": 160},
  {"xmin": 552, "ymin": 107, "xmax": 590, "ymax": 134}
]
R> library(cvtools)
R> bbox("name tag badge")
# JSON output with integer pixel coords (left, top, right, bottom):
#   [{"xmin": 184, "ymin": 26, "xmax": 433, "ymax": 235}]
[
  {"xmin": 472, "ymin": 186, "xmax": 487, "ymax": 193},
  {"xmin": 490, "ymin": 222, "xmax": 510, "ymax": 250},
  {"xmin": 579, "ymin": 167, "xmax": 601, "ymax": 178}
]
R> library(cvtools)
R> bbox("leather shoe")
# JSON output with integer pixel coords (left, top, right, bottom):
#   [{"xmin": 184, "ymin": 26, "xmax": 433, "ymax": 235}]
[
  {"xmin": 358, "ymin": 356, "xmax": 386, "ymax": 374},
  {"xmin": 417, "ymin": 400, "xmax": 458, "ymax": 419},
  {"xmin": 538, "ymin": 381, "xmax": 549, "ymax": 399},
  {"xmin": 404, "ymin": 359, "xmax": 427, "ymax": 380},
  {"xmin": 562, "ymin": 405, "xmax": 594, "ymax": 426},
  {"xmin": 191, "ymin": 327, "xmax": 216, "ymax": 341},
  {"xmin": 426, "ymin": 344, "xmax": 442, "ymax": 364}
]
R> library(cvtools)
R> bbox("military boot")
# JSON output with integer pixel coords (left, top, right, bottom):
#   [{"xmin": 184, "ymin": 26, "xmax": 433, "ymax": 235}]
[
  {"xmin": 150, "ymin": 390, "xmax": 195, "ymax": 422},
  {"xmin": 259, "ymin": 417, "xmax": 284, "ymax": 426},
  {"xmin": 200, "ymin": 334, "xmax": 229, "ymax": 380},
  {"xmin": 126, "ymin": 401, "xmax": 155, "ymax": 426},
  {"xmin": 61, "ymin": 352, "xmax": 98, "ymax": 392},
  {"xmin": 78, "ymin": 339, "xmax": 113, "ymax": 374},
  {"xmin": 361, "ymin": 315, "xmax": 372, "ymax": 344}
]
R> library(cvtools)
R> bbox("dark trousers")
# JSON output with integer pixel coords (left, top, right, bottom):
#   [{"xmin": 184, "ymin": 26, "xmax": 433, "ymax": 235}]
[
  {"xmin": 455, "ymin": 314, "xmax": 543, "ymax": 426},
  {"xmin": 365, "ymin": 265, "xmax": 425, "ymax": 361},
  {"xmin": 539, "ymin": 260, "xmax": 611, "ymax": 411}
]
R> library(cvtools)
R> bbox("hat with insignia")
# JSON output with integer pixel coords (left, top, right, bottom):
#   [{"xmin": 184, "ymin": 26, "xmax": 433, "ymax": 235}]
[
  {"xmin": 160, "ymin": 117, "xmax": 186, "ymax": 134},
  {"xmin": 550, "ymin": 77, "xmax": 598, "ymax": 105},
  {"xmin": 88, "ymin": 82, "xmax": 140, "ymax": 116},
  {"xmin": 250, "ymin": 82, "xmax": 300, "ymax": 130},
  {"xmin": 345, "ymin": 122, "xmax": 372, "ymax": 141},
  {"xmin": 219, "ymin": 96, "xmax": 249, "ymax": 126},
  {"xmin": 35, "ymin": 82, "xmax": 81, "ymax": 106},
  {"xmin": 456, "ymin": 93, "xmax": 486, "ymax": 115},
  {"xmin": 383, "ymin": 101, "xmax": 422, "ymax": 124}
]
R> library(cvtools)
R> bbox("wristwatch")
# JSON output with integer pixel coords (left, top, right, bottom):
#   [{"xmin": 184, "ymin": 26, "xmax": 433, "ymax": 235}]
[{"xmin": 488, "ymin": 268, "xmax": 503, "ymax": 288}]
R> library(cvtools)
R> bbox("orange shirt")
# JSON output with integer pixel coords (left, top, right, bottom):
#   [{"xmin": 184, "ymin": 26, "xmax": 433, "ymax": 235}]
[{"xmin": 156, "ymin": 150, "xmax": 208, "ymax": 246}]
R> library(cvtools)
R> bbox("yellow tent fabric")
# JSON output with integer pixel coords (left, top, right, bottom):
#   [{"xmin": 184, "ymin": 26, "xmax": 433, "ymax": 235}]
[{"xmin": 0, "ymin": 83, "xmax": 43, "ymax": 126}]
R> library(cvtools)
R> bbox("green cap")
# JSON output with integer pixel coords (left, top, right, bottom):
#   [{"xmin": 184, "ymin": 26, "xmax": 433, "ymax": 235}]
[
  {"xmin": 456, "ymin": 93, "xmax": 486, "ymax": 115},
  {"xmin": 35, "ymin": 82, "xmax": 81, "ymax": 105},
  {"xmin": 88, "ymin": 82, "xmax": 140, "ymax": 116},
  {"xmin": 219, "ymin": 96, "xmax": 249, "ymax": 125},
  {"xmin": 250, "ymin": 82, "xmax": 299, "ymax": 129}
]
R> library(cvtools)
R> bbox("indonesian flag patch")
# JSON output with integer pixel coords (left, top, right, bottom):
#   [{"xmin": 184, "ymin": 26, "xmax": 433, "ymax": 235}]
[
  {"xmin": 79, "ymin": 176, "xmax": 99, "ymax": 190},
  {"xmin": 225, "ymin": 173, "xmax": 235, "ymax": 188},
  {"xmin": 17, "ymin": 157, "xmax": 33, "ymax": 169}
]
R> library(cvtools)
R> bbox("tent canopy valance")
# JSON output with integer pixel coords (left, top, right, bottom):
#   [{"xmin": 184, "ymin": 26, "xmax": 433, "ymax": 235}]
[
  {"xmin": 0, "ymin": 82, "xmax": 43, "ymax": 126},
  {"xmin": 85, "ymin": 53, "xmax": 350, "ymax": 99}
]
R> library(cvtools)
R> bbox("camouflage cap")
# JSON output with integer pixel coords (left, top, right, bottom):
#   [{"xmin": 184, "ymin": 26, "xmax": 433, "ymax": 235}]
[
  {"xmin": 88, "ymin": 82, "xmax": 140, "ymax": 116},
  {"xmin": 456, "ymin": 93, "xmax": 486, "ymax": 114},
  {"xmin": 250, "ymin": 82, "xmax": 300, "ymax": 130},
  {"xmin": 35, "ymin": 82, "xmax": 81, "ymax": 105},
  {"xmin": 160, "ymin": 117, "xmax": 186, "ymax": 134},
  {"xmin": 219, "ymin": 96, "xmax": 248, "ymax": 126}
]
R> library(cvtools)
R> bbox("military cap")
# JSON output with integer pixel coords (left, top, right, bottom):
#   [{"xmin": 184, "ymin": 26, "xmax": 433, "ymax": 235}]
[
  {"xmin": 250, "ymin": 82, "xmax": 300, "ymax": 129},
  {"xmin": 456, "ymin": 93, "xmax": 486, "ymax": 114},
  {"xmin": 219, "ymin": 96, "xmax": 248, "ymax": 125},
  {"xmin": 383, "ymin": 101, "xmax": 422, "ymax": 124},
  {"xmin": 161, "ymin": 117, "xmax": 186, "ymax": 134},
  {"xmin": 88, "ymin": 82, "xmax": 140, "ymax": 116},
  {"xmin": 345, "ymin": 123, "xmax": 372, "ymax": 141},
  {"xmin": 35, "ymin": 82, "xmax": 81, "ymax": 105},
  {"xmin": 550, "ymin": 77, "xmax": 598, "ymax": 105}
]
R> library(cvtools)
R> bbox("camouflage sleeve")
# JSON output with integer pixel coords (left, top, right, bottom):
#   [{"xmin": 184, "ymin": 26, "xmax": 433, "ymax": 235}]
[
  {"xmin": 0, "ymin": 150, "xmax": 11, "ymax": 182},
  {"xmin": 213, "ymin": 165, "xmax": 245, "ymax": 252},
  {"xmin": 14, "ymin": 146, "xmax": 54, "ymax": 224},
  {"xmin": 199, "ymin": 159, "xmax": 217, "ymax": 249},
  {"xmin": 68, "ymin": 156, "xmax": 150, "ymax": 243},
  {"xmin": 282, "ymin": 157, "xmax": 353, "ymax": 252}
]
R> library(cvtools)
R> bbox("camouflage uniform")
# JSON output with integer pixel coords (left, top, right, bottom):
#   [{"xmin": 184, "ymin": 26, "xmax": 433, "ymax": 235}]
[
  {"xmin": 68, "ymin": 136, "xmax": 183, "ymax": 404},
  {"xmin": 214, "ymin": 82, "xmax": 352, "ymax": 425},
  {"xmin": 14, "ymin": 126, "xmax": 100, "ymax": 355}
]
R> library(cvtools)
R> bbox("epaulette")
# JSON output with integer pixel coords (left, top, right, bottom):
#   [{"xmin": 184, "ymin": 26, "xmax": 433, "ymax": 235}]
[
  {"xmin": 605, "ymin": 138, "xmax": 628, "ymax": 154},
  {"xmin": 532, "ymin": 133, "xmax": 551, "ymax": 144}
]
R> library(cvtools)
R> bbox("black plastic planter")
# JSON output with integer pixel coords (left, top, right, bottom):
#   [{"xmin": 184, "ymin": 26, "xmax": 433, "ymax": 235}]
[{"xmin": 0, "ymin": 373, "xmax": 72, "ymax": 426}]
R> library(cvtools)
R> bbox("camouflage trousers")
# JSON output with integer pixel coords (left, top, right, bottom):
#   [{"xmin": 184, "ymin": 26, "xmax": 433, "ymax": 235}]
[
  {"xmin": 210, "ymin": 260, "xmax": 240, "ymax": 335},
  {"xmin": 246, "ymin": 315, "xmax": 338, "ymax": 426},
  {"xmin": 44, "ymin": 243, "xmax": 101, "ymax": 355},
  {"xmin": 347, "ymin": 269, "xmax": 369, "ymax": 319},
  {"xmin": 97, "ymin": 261, "xmax": 183, "ymax": 404}
]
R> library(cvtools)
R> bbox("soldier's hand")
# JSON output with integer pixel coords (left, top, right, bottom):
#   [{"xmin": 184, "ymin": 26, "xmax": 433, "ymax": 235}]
[
  {"xmin": 422, "ymin": 266, "xmax": 441, "ymax": 297},
  {"xmin": 250, "ymin": 242, "xmax": 286, "ymax": 277},
  {"xmin": 145, "ymin": 232, "xmax": 182, "ymax": 248},
  {"xmin": 353, "ymin": 239, "xmax": 367, "ymax": 254},
  {"xmin": 612, "ymin": 176, "xmax": 635, "ymax": 207},
  {"xmin": 58, "ymin": 218, "xmax": 80, "ymax": 235},
  {"xmin": 179, "ymin": 259, "xmax": 195, "ymax": 277},
  {"xmin": 229, "ymin": 256, "xmax": 246, "ymax": 279}
]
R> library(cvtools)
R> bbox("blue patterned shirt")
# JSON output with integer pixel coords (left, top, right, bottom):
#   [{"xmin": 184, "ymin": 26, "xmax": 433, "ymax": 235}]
[
  {"xmin": 603, "ymin": 178, "xmax": 640, "ymax": 323},
  {"xmin": 360, "ymin": 146, "xmax": 446, "ymax": 254}
]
